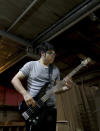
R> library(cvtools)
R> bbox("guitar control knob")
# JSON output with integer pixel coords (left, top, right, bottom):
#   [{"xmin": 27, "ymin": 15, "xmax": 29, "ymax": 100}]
[
  {"xmin": 33, "ymin": 119, "xmax": 36, "ymax": 123},
  {"xmin": 29, "ymin": 119, "xmax": 32, "ymax": 122},
  {"xmin": 36, "ymin": 116, "xmax": 39, "ymax": 120}
]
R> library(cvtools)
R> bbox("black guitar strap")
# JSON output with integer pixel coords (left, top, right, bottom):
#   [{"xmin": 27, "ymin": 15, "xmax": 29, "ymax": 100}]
[{"xmin": 48, "ymin": 64, "xmax": 53, "ymax": 87}]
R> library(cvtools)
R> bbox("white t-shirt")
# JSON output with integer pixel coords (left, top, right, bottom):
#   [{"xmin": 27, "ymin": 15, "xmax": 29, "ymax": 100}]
[{"xmin": 20, "ymin": 60, "xmax": 60, "ymax": 106}]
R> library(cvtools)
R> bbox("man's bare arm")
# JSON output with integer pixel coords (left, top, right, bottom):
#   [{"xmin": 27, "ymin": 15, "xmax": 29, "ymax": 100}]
[
  {"xmin": 11, "ymin": 71, "xmax": 35, "ymax": 106},
  {"xmin": 11, "ymin": 71, "xmax": 27, "ymax": 95}
]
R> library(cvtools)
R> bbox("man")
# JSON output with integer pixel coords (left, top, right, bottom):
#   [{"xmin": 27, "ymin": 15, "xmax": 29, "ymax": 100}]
[{"xmin": 11, "ymin": 41, "xmax": 72, "ymax": 131}]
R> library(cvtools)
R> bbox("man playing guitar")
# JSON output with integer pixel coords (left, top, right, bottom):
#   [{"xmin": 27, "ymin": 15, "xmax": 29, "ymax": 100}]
[{"xmin": 11, "ymin": 41, "xmax": 73, "ymax": 131}]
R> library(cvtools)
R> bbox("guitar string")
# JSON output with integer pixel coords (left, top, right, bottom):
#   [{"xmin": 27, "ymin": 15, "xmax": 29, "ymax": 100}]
[
  {"xmin": 26, "ymin": 91, "xmax": 54, "ymax": 116},
  {"xmin": 24, "ymin": 63, "xmax": 84, "ymax": 117},
  {"xmin": 25, "ymin": 65, "xmax": 82, "ymax": 116},
  {"xmin": 25, "ymin": 88, "xmax": 57, "ymax": 118},
  {"xmin": 25, "ymin": 85, "xmax": 61, "ymax": 116},
  {"xmin": 26, "ymin": 101, "xmax": 42, "ymax": 115},
  {"xmin": 26, "ymin": 60, "xmax": 89, "ymax": 117},
  {"xmin": 25, "ymin": 95, "xmax": 47, "ymax": 116}
]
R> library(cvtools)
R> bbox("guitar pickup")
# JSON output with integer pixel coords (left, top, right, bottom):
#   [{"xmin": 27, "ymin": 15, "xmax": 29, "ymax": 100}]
[{"xmin": 22, "ymin": 112, "xmax": 29, "ymax": 120}]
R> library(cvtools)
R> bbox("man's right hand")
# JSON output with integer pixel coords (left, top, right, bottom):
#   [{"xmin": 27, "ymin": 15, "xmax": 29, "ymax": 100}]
[{"xmin": 23, "ymin": 92, "xmax": 35, "ymax": 107}]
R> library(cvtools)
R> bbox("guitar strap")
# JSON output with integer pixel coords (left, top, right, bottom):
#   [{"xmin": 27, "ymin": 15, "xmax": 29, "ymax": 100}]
[
  {"xmin": 35, "ymin": 64, "xmax": 53, "ymax": 100},
  {"xmin": 48, "ymin": 64, "xmax": 53, "ymax": 87}
]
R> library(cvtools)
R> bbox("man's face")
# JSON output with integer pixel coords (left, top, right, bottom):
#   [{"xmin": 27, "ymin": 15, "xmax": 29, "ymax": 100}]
[{"xmin": 44, "ymin": 50, "xmax": 56, "ymax": 64}]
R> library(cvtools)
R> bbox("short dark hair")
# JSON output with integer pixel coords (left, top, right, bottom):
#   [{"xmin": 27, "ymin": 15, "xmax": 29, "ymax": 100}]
[{"xmin": 37, "ymin": 41, "xmax": 54, "ymax": 56}]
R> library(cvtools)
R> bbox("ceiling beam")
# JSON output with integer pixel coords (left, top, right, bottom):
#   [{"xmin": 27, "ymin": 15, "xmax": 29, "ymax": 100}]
[
  {"xmin": 0, "ymin": 52, "xmax": 27, "ymax": 74},
  {"xmin": 0, "ymin": 30, "xmax": 31, "ymax": 47},
  {"xmin": 7, "ymin": 0, "xmax": 40, "ymax": 32},
  {"xmin": 0, "ymin": 0, "xmax": 46, "ymax": 48},
  {"xmin": 32, "ymin": 0, "xmax": 100, "ymax": 47}
]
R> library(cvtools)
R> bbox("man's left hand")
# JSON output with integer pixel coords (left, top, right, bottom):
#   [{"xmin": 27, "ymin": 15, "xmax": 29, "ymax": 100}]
[{"xmin": 62, "ymin": 77, "xmax": 73, "ymax": 91}]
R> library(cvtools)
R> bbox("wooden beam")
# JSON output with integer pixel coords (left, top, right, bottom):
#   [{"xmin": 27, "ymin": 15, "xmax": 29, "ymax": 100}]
[{"xmin": 0, "ymin": 122, "xmax": 25, "ymax": 127}]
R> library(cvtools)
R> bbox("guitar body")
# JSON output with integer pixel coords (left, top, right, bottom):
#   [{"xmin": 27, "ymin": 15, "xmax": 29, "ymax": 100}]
[{"xmin": 18, "ymin": 98, "xmax": 44, "ymax": 125}]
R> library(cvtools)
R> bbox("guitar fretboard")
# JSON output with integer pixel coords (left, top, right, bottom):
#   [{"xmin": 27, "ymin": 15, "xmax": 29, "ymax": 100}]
[{"xmin": 40, "ymin": 58, "xmax": 91, "ymax": 103}]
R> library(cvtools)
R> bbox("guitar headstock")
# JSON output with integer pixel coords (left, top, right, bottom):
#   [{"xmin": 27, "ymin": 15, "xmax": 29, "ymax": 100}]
[{"xmin": 81, "ymin": 57, "xmax": 91, "ymax": 66}]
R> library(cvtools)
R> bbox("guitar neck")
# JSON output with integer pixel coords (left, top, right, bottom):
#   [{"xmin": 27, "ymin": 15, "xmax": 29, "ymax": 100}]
[
  {"xmin": 40, "ymin": 58, "xmax": 91, "ymax": 103},
  {"xmin": 40, "ymin": 90, "xmax": 53, "ymax": 103},
  {"xmin": 64, "ymin": 63, "xmax": 83, "ymax": 80}
]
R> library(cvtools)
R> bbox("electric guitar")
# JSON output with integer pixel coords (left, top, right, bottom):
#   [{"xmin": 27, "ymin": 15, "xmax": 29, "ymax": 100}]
[{"xmin": 18, "ymin": 58, "xmax": 91, "ymax": 125}]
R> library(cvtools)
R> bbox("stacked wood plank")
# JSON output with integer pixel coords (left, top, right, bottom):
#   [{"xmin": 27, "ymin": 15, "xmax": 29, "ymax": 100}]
[{"xmin": 56, "ymin": 82, "xmax": 99, "ymax": 131}]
